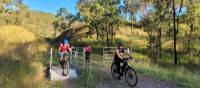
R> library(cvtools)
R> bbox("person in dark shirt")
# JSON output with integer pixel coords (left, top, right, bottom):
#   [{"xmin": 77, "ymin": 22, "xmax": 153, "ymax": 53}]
[{"xmin": 114, "ymin": 43, "xmax": 132, "ymax": 80}]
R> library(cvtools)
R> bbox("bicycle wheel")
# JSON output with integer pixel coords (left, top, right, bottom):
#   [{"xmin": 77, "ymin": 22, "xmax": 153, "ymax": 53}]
[
  {"xmin": 111, "ymin": 63, "xmax": 119, "ymax": 79},
  {"xmin": 62, "ymin": 60, "xmax": 69, "ymax": 76},
  {"xmin": 125, "ymin": 67, "xmax": 138, "ymax": 87}
]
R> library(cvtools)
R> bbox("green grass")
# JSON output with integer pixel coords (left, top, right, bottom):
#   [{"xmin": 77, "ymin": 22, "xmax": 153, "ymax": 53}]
[
  {"xmin": 131, "ymin": 46, "xmax": 200, "ymax": 88},
  {"xmin": 74, "ymin": 58, "xmax": 111, "ymax": 88},
  {"xmin": 132, "ymin": 62, "xmax": 200, "ymax": 88}
]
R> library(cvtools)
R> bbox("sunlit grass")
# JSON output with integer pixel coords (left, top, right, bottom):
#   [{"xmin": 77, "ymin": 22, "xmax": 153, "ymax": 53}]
[
  {"xmin": 133, "ymin": 52, "xmax": 149, "ymax": 60},
  {"xmin": 0, "ymin": 25, "xmax": 36, "ymax": 44},
  {"xmin": 75, "ymin": 53, "xmax": 200, "ymax": 88},
  {"xmin": 0, "ymin": 25, "xmax": 60, "ymax": 88},
  {"xmin": 132, "ymin": 61, "xmax": 200, "ymax": 88}
]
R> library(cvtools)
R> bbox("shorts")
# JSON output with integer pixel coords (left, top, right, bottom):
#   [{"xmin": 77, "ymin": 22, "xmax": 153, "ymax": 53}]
[{"xmin": 59, "ymin": 51, "xmax": 68, "ymax": 60}]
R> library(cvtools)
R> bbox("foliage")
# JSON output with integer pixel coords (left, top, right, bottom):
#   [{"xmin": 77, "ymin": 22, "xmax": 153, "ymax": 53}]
[
  {"xmin": 77, "ymin": 0, "xmax": 123, "ymax": 46},
  {"xmin": 0, "ymin": 1, "xmax": 56, "ymax": 38},
  {"xmin": 53, "ymin": 7, "xmax": 78, "ymax": 32}
]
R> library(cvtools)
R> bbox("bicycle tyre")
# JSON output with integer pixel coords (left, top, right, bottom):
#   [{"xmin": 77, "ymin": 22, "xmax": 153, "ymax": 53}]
[
  {"xmin": 125, "ymin": 67, "xmax": 138, "ymax": 87},
  {"xmin": 111, "ymin": 63, "xmax": 119, "ymax": 79},
  {"xmin": 63, "ymin": 60, "xmax": 69, "ymax": 76}
]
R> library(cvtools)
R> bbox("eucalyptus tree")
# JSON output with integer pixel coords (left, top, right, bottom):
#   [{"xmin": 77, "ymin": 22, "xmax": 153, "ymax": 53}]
[
  {"xmin": 183, "ymin": 0, "xmax": 200, "ymax": 62},
  {"xmin": 77, "ymin": 0, "xmax": 122, "ymax": 46},
  {"xmin": 0, "ymin": 0, "xmax": 12, "ymax": 12},
  {"xmin": 53, "ymin": 7, "xmax": 77, "ymax": 32},
  {"xmin": 122, "ymin": 0, "xmax": 172, "ymax": 61},
  {"xmin": 0, "ymin": 0, "xmax": 28, "ymax": 25},
  {"xmin": 154, "ymin": 0, "xmax": 173, "ymax": 61}
]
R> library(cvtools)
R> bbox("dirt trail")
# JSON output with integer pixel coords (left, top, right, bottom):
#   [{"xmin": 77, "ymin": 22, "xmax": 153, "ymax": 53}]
[
  {"xmin": 96, "ymin": 73, "xmax": 179, "ymax": 88},
  {"xmin": 63, "ymin": 76, "xmax": 178, "ymax": 88},
  {"xmin": 92, "ymin": 61, "xmax": 179, "ymax": 88},
  {"xmin": 61, "ymin": 55, "xmax": 180, "ymax": 88},
  {"xmin": 62, "ymin": 66, "xmax": 179, "ymax": 88},
  {"xmin": 63, "ymin": 79, "xmax": 74, "ymax": 88}
]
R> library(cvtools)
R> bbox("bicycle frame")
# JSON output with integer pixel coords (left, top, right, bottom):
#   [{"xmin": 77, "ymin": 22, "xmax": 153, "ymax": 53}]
[{"xmin": 122, "ymin": 57, "xmax": 133, "ymax": 66}]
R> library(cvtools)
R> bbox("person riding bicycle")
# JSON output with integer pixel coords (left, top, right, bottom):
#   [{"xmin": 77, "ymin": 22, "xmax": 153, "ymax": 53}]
[
  {"xmin": 59, "ymin": 39, "xmax": 72, "ymax": 60},
  {"xmin": 59, "ymin": 39, "xmax": 72, "ymax": 76},
  {"xmin": 114, "ymin": 43, "xmax": 132, "ymax": 80}
]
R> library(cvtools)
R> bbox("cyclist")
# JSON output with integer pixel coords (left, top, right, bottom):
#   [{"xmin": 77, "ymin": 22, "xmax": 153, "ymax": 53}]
[
  {"xmin": 114, "ymin": 43, "xmax": 132, "ymax": 80},
  {"xmin": 59, "ymin": 39, "xmax": 72, "ymax": 76}
]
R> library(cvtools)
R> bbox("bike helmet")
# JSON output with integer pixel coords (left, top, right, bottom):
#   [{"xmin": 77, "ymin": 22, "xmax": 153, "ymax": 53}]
[{"xmin": 64, "ymin": 39, "xmax": 68, "ymax": 44}]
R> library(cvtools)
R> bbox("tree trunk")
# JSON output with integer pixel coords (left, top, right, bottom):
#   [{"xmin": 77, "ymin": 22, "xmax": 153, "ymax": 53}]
[
  {"xmin": 106, "ymin": 29, "xmax": 110, "ymax": 47},
  {"xmin": 159, "ymin": 28, "xmax": 162, "ymax": 59},
  {"xmin": 173, "ymin": 0, "xmax": 177, "ymax": 65},
  {"xmin": 111, "ymin": 32, "xmax": 114, "ymax": 46},
  {"xmin": 156, "ymin": 28, "xmax": 162, "ymax": 60},
  {"xmin": 188, "ymin": 24, "xmax": 194, "ymax": 53}
]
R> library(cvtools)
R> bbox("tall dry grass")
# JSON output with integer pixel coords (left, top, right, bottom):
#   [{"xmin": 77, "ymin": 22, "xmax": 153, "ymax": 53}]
[
  {"xmin": 132, "ymin": 61, "xmax": 200, "ymax": 88},
  {"xmin": 0, "ymin": 25, "xmax": 36, "ymax": 44},
  {"xmin": 0, "ymin": 25, "xmax": 60, "ymax": 88}
]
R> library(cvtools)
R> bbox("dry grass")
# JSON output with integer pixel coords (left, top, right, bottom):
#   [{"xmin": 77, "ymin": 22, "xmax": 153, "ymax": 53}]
[
  {"xmin": 0, "ymin": 25, "xmax": 60, "ymax": 88},
  {"xmin": 133, "ymin": 61, "xmax": 200, "ymax": 88},
  {"xmin": 0, "ymin": 25, "xmax": 36, "ymax": 44}
]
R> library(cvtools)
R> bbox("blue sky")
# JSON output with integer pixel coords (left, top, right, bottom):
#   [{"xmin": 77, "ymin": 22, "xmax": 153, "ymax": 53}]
[
  {"xmin": 23, "ymin": 0, "xmax": 186, "ymax": 22},
  {"xmin": 23, "ymin": 0, "xmax": 78, "ymax": 14}
]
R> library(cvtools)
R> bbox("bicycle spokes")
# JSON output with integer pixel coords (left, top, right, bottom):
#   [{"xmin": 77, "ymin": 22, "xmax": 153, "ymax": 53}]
[
  {"xmin": 125, "ymin": 68, "xmax": 138, "ymax": 87},
  {"xmin": 111, "ymin": 63, "xmax": 120, "ymax": 79}
]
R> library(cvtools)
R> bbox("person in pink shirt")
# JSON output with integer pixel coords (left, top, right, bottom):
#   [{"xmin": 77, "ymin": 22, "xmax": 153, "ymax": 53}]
[{"xmin": 84, "ymin": 44, "xmax": 92, "ymax": 63}]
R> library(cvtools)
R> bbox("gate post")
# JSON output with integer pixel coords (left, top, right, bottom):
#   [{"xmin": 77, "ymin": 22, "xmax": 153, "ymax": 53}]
[{"xmin": 49, "ymin": 48, "xmax": 53, "ymax": 79}]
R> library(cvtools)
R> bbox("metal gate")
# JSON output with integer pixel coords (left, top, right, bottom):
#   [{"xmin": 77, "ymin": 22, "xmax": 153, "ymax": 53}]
[
  {"xmin": 103, "ymin": 47, "xmax": 130, "ymax": 63},
  {"xmin": 103, "ymin": 47, "xmax": 116, "ymax": 63}
]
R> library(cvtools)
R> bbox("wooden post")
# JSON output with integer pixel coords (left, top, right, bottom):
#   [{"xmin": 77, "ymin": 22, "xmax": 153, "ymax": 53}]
[
  {"xmin": 74, "ymin": 51, "xmax": 77, "ymax": 70},
  {"xmin": 49, "ymin": 48, "xmax": 53, "ymax": 79},
  {"xmin": 70, "ymin": 51, "xmax": 73, "ymax": 68},
  {"xmin": 83, "ymin": 48, "xmax": 86, "ymax": 68},
  {"xmin": 103, "ymin": 48, "xmax": 105, "ymax": 63}
]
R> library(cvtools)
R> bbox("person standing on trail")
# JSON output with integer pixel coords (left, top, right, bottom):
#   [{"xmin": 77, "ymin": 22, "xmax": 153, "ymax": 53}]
[
  {"xmin": 114, "ymin": 43, "xmax": 132, "ymax": 80},
  {"xmin": 84, "ymin": 44, "xmax": 92, "ymax": 63}
]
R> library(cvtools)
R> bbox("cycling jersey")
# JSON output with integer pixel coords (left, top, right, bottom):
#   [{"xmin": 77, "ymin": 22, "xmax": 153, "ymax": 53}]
[
  {"xmin": 84, "ymin": 46, "xmax": 92, "ymax": 53},
  {"xmin": 59, "ymin": 43, "xmax": 70, "ymax": 52}
]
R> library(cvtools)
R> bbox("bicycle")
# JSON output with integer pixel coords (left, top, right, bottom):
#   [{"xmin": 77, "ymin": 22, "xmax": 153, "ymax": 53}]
[
  {"xmin": 111, "ymin": 57, "xmax": 138, "ymax": 87},
  {"xmin": 60, "ymin": 53, "xmax": 70, "ymax": 76}
]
